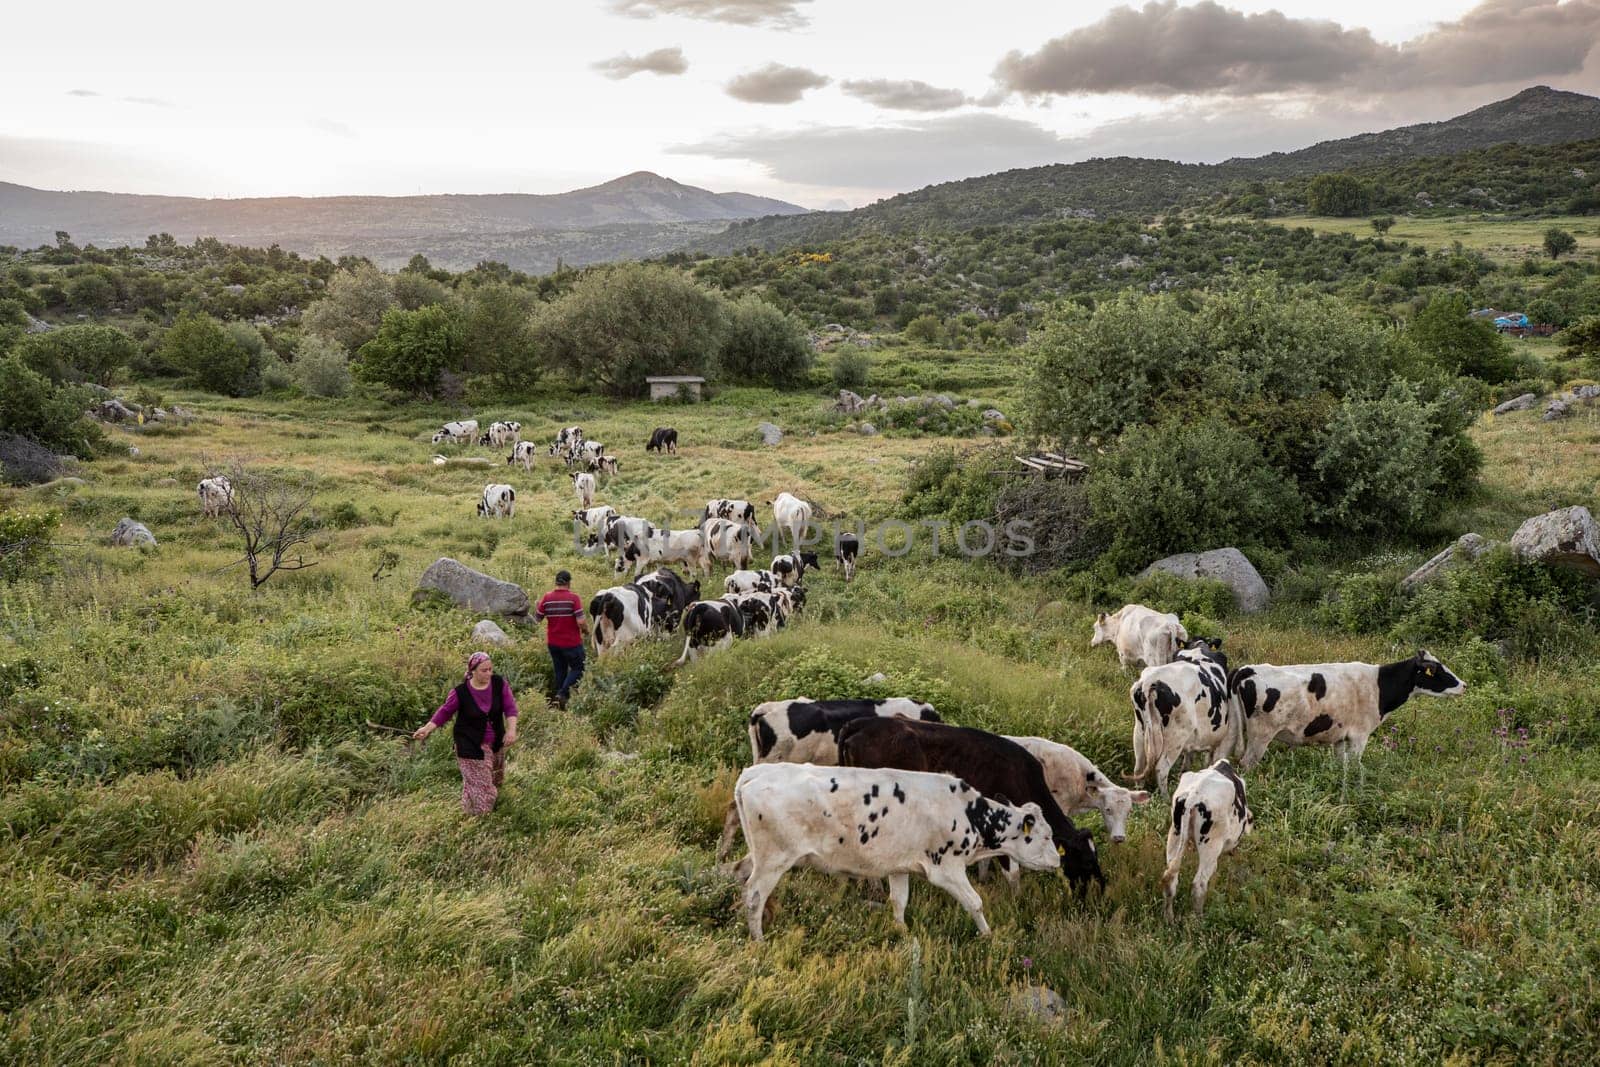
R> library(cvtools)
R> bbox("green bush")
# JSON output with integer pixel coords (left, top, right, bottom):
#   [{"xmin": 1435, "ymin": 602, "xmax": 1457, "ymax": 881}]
[
  {"xmin": 717, "ymin": 294, "xmax": 813, "ymax": 388},
  {"xmin": 0, "ymin": 358, "xmax": 105, "ymax": 458},
  {"xmin": 0, "ymin": 510, "xmax": 60, "ymax": 583},
  {"xmin": 1123, "ymin": 572, "xmax": 1238, "ymax": 619},
  {"xmin": 160, "ymin": 311, "xmax": 257, "ymax": 396},
  {"xmin": 570, "ymin": 660, "xmax": 672, "ymax": 738},
  {"xmin": 291, "ymin": 334, "xmax": 352, "ymax": 398},
  {"xmin": 11, "ymin": 324, "xmax": 136, "ymax": 386},
  {"xmin": 832, "ymin": 346, "xmax": 871, "ymax": 391},
  {"xmin": 356, "ymin": 304, "xmax": 464, "ymax": 397},
  {"xmin": 1317, "ymin": 571, "xmax": 1407, "ymax": 634},
  {"xmin": 901, "ymin": 443, "xmax": 1007, "ymax": 525},
  {"xmin": 1408, "ymin": 293, "xmax": 1516, "ymax": 383},
  {"xmin": 1310, "ymin": 380, "xmax": 1446, "ymax": 534}
]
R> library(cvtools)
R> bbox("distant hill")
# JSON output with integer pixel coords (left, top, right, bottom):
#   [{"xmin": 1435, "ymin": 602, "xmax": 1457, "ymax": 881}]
[
  {"xmin": 0, "ymin": 171, "xmax": 806, "ymax": 272},
  {"xmin": 697, "ymin": 86, "xmax": 1600, "ymax": 254}
]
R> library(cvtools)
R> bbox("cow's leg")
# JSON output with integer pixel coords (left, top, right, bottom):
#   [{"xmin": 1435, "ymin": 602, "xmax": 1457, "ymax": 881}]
[
  {"xmin": 929, "ymin": 867, "xmax": 990, "ymax": 936},
  {"xmin": 1130, "ymin": 717, "xmax": 1148, "ymax": 781},
  {"xmin": 673, "ymin": 637, "xmax": 693, "ymax": 668},
  {"xmin": 886, "ymin": 873, "xmax": 911, "ymax": 928},
  {"xmin": 1161, "ymin": 828, "xmax": 1187, "ymax": 922},
  {"xmin": 1001, "ymin": 855, "xmax": 1021, "ymax": 892},
  {"xmin": 717, "ymin": 801, "xmax": 742, "ymax": 862},
  {"xmin": 1154, "ymin": 750, "xmax": 1178, "ymax": 798},
  {"xmin": 1240, "ymin": 727, "xmax": 1273, "ymax": 771},
  {"xmin": 743, "ymin": 860, "xmax": 789, "ymax": 942},
  {"xmin": 1190, "ymin": 844, "xmax": 1221, "ymax": 919}
]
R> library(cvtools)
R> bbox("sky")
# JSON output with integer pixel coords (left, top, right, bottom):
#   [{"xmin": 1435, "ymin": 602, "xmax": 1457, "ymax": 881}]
[{"xmin": 2, "ymin": 0, "xmax": 1598, "ymax": 209}]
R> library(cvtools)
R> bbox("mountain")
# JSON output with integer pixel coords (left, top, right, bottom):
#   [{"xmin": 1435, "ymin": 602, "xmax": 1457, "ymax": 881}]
[
  {"xmin": 0, "ymin": 171, "xmax": 806, "ymax": 271},
  {"xmin": 696, "ymin": 86, "xmax": 1600, "ymax": 254}
]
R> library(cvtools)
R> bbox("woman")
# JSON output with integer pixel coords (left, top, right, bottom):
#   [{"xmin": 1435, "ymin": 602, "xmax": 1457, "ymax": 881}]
[{"xmin": 413, "ymin": 651, "xmax": 519, "ymax": 814}]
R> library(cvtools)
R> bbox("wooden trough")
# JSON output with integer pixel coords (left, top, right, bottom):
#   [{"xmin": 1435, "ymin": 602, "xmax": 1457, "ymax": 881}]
[{"xmin": 989, "ymin": 451, "xmax": 1089, "ymax": 478}]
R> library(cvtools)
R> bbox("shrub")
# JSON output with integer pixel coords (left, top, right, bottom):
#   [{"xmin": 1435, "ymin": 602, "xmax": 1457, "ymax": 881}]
[
  {"xmin": 832, "ymin": 346, "xmax": 871, "ymax": 391},
  {"xmin": 0, "ymin": 509, "xmax": 59, "ymax": 582},
  {"xmin": 291, "ymin": 334, "xmax": 352, "ymax": 398},
  {"xmin": 569, "ymin": 661, "xmax": 672, "ymax": 738},
  {"xmin": 301, "ymin": 263, "xmax": 395, "ymax": 352},
  {"xmin": 991, "ymin": 476, "xmax": 1105, "ymax": 575},
  {"xmin": 0, "ymin": 434, "xmax": 72, "ymax": 487},
  {"xmin": 1408, "ymin": 292, "xmax": 1515, "ymax": 383},
  {"xmin": 11, "ymin": 324, "xmax": 136, "ymax": 386},
  {"xmin": 717, "ymin": 294, "xmax": 813, "ymax": 388},
  {"xmin": 160, "ymin": 311, "xmax": 257, "ymax": 396},
  {"xmin": 1306, "ymin": 173, "xmax": 1371, "ymax": 216},
  {"xmin": 1310, "ymin": 380, "xmax": 1444, "ymax": 534},
  {"xmin": 462, "ymin": 284, "xmax": 539, "ymax": 391},
  {"xmin": 901, "ymin": 443, "xmax": 1007, "ymax": 525},
  {"xmin": 1317, "ymin": 571, "xmax": 1407, "ymax": 634},
  {"xmin": 0, "ymin": 358, "xmax": 105, "ymax": 459},
  {"xmin": 1123, "ymin": 572, "xmax": 1238, "ymax": 619},
  {"xmin": 355, "ymin": 304, "xmax": 464, "ymax": 397}
]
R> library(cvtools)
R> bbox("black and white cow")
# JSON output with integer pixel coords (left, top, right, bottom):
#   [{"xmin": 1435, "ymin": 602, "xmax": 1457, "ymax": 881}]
[
  {"xmin": 1232, "ymin": 650, "xmax": 1466, "ymax": 787},
  {"xmin": 572, "ymin": 440, "xmax": 605, "ymax": 469},
  {"xmin": 549, "ymin": 426, "xmax": 583, "ymax": 458},
  {"xmin": 835, "ymin": 533, "xmax": 859, "ymax": 582},
  {"xmin": 572, "ymin": 471, "xmax": 597, "ymax": 508},
  {"xmin": 197, "ymin": 475, "xmax": 233, "ymax": 518},
  {"xmin": 634, "ymin": 567, "xmax": 700, "ymax": 631},
  {"xmin": 724, "ymin": 588, "xmax": 792, "ymax": 637},
  {"xmin": 601, "ymin": 516, "xmax": 657, "ymax": 561},
  {"xmin": 476, "ymin": 483, "xmax": 516, "ymax": 519},
  {"xmin": 673, "ymin": 600, "xmax": 745, "ymax": 666},
  {"xmin": 572, "ymin": 505, "xmax": 619, "ymax": 548},
  {"xmin": 703, "ymin": 498, "xmax": 758, "ymax": 528},
  {"xmin": 770, "ymin": 551, "xmax": 819, "ymax": 588},
  {"xmin": 1129, "ymin": 640, "xmax": 1237, "ymax": 796},
  {"xmin": 733, "ymin": 763, "xmax": 1060, "ymax": 940},
  {"xmin": 1163, "ymin": 760, "xmax": 1254, "ymax": 921},
  {"xmin": 479, "ymin": 421, "xmax": 521, "ymax": 447},
  {"xmin": 646, "ymin": 427, "xmax": 678, "ymax": 454},
  {"xmin": 589, "ymin": 583, "xmax": 653, "ymax": 657},
  {"xmin": 704, "ymin": 518, "xmax": 756, "ymax": 570},
  {"xmin": 507, "ymin": 441, "xmax": 539, "ymax": 470},
  {"xmin": 618, "ymin": 528, "xmax": 710, "ymax": 578},
  {"xmin": 589, "ymin": 454, "xmax": 619, "ymax": 476},
  {"xmin": 724, "ymin": 568, "xmax": 779, "ymax": 595},
  {"xmin": 432, "ymin": 419, "xmax": 479, "ymax": 446}
]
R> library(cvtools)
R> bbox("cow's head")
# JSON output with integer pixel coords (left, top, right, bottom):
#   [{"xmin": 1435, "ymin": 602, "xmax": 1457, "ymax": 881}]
[
  {"xmin": 787, "ymin": 585, "xmax": 807, "ymax": 614},
  {"xmin": 1090, "ymin": 612, "xmax": 1115, "ymax": 647},
  {"xmin": 1178, "ymin": 638, "xmax": 1228, "ymax": 673},
  {"xmin": 432, "ymin": 431, "xmax": 449, "ymax": 444},
  {"xmin": 475, "ymin": 499, "xmax": 488, "ymax": 516},
  {"xmin": 1409, "ymin": 650, "xmax": 1466, "ymax": 698},
  {"xmin": 915, "ymin": 702, "xmax": 941, "ymax": 723},
  {"xmin": 1005, "ymin": 803, "xmax": 1061, "ymax": 874},
  {"xmin": 798, "ymin": 551, "xmax": 821, "ymax": 571},
  {"xmin": 1057, "ymin": 824, "xmax": 1105, "ymax": 893},
  {"xmin": 1083, "ymin": 777, "xmax": 1151, "ymax": 844}
]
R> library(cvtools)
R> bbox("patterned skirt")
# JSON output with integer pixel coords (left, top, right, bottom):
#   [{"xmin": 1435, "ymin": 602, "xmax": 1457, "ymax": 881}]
[{"xmin": 457, "ymin": 744, "xmax": 506, "ymax": 815}]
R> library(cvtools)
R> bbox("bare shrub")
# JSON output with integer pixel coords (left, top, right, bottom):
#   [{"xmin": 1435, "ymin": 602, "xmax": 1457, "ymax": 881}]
[{"xmin": 212, "ymin": 461, "xmax": 319, "ymax": 589}]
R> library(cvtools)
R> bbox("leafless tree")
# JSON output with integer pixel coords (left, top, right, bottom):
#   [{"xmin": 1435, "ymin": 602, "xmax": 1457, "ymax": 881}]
[{"xmin": 214, "ymin": 460, "xmax": 318, "ymax": 589}]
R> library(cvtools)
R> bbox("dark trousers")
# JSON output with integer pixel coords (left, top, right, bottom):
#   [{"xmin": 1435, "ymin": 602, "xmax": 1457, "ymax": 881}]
[{"xmin": 549, "ymin": 643, "xmax": 585, "ymax": 701}]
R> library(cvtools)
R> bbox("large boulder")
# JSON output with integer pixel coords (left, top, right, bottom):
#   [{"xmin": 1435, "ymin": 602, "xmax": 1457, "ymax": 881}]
[
  {"xmin": 1138, "ymin": 548, "xmax": 1270, "ymax": 614},
  {"xmin": 1543, "ymin": 398, "xmax": 1570, "ymax": 421},
  {"xmin": 757, "ymin": 422, "xmax": 783, "ymax": 446},
  {"xmin": 1402, "ymin": 533, "xmax": 1490, "ymax": 589},
  {"xmin": 1008, "ymin": 985, "xmax": 1067, "ymax": 1025},
  {"xmin": 110, "ymin": 517, "xmax": 156, "ymax": 547},
  {"xmin": 1491, "ymin": 393, "xmax": 1537, "ymax": 415},
  {"xmin": 834, "ymin": 389, "xmax": 867, "ymax": 414},
  {"xmin": 417, "ymin": 558, "xmax": 531, "ymax": 621},
  {"xmin": 1510, "ymin": 506, "xmax": 1600, "ymax": 576},
  {"xmin": 471, "ymin": 619, "xmax": 513, "ymax": 647}
]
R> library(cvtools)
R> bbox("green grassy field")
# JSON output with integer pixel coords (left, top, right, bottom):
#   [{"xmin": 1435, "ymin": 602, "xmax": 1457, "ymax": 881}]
[
  {"xmin": 3, "ymin": 381, "xmax": 1600, "ymax": 1063},
  {"xmin": 1277, "ymin": 214, "xmax": 1600, "ymax": 260}
]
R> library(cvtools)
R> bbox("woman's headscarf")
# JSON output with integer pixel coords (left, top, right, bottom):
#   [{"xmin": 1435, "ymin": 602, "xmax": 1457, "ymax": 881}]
[{"xmin": 465, "ymin": 651, "xmax": 491, "ymax": 681}]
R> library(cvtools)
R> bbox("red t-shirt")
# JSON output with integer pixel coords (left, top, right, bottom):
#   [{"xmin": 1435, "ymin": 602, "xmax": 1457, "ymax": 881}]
[{"xmin": 535, "ymin": 588, "xmax": 586, "ymax": 648}]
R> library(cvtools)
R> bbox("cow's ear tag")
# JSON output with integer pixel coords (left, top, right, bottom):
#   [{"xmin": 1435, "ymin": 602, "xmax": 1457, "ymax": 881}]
[
  {"xmin": 1021, "ymin": 814, "xmax": 1035, "ymax": 834},
  {"xmin": 1056, "ymin": 845, "xmax": 1065, "ymax": 856}
]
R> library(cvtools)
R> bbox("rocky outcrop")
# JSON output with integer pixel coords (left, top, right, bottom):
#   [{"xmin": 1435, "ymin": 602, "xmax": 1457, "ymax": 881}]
[
  {"xmin": 416, "ymin": 558, "xmax": 531, "ymax": 621},
  {"xmin": 1491, "ymin": 393, "xmax": 1537, "ymax": 414},
  {"xmin": 1402, "ymin": 533, "xmax": 1490, "ymax": 589},
  {"xmin": 110, "ymin": 518, "xmax": 156, "ymax": 547},
  {"xmin": 1510, "ymin": 506, "xmax": 1600, "ymax": 576},
  {"xmin": 1138, "ymin": 548, "xmax": 1270, "ymax": 614},
  {"xmin": 757, "ymin": 422, "xmax": 783, "ymax": 446}
]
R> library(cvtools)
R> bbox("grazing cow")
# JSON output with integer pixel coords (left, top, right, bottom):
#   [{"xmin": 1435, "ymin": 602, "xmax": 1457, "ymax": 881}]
[
  {"xmin": 1232, "ymin": 650, "xmax": 1466, "ymax": 788},
  {"xmin": 507, "ymin": 441, "xmax": 539, "ymax": 470},
  {"xmin": 590, "ymin": 454, "xmax": 619, "ymax": 476},
  {"xmin": 572, "ymin": 505, "xmax": 619, "ymax": 548},
  {"xmin": 1163, "ymin": 760, "xmax": 1254, "ymax": 921},
  {"xmin": 770, "ymin": 551, "xmax": 819, "ymax": 588},
  {"xmin": 197, "ymin": 475, "xmax": 233, "ymax": 518},
  {"xmin": 839, "ymin": 717, "xmax": 1105, "ymax": 891},
  {"xmin": 1129, "ymin": 641, "xmax": 1238, "ymax": 796},
  {"xmin": 734, "ymin": 763, "xmax": 1060, "ymax": 940},
  {"xmin": 646, "ymin": 427, "xmax": 678, "ymax": 454},
  {"xmin": 633, "ymin": 567, "xmax": 700, "ymax": 631},
  {"xmin": 724, "ymin": 589, "xmax": 792, "ymax": 637},
  {"xmin": 716, "ymin": 697, "xmax": 944, "ymax": 861},
  {"xmin": 769, "ymin": 492, "xmax": 814, "ymax": 552},
  {"xmin": 480, "ymin": 421, "xmax": 521, "ymax": 447},
  {"xmin": 673, "ymin": 600, "xmax": 745, "ymax": 666},
  {"xmin": 618, "ymin": 528, "xmax": 710, "ymax": 578},
  {"xmin": 573, "ymin": 440, "xmax": 605, "ymax": 467},
  {"xmin": 589, "ymin": 584, "xmax": 653, "ymax": 657},
  {"xmin": 1008, "ymin": 736, "xmax": 1151, "ymax": 844},
  {"xmin": 549, "ymin": 426, "xmax": 583, "ymax": 457},
  {"xmin": 724, "ymin": 568, "xmax": 779, "ymax": 595},
  {"xmin": 477, "ymin": 483, "xmax": 516, "ymax": 519},
  {"xmin": 572, "ymin": 471, "xmax": 596, "ymax": 508},
  {"xmin": 703, "ymin": 498, "xmax": 758, "ymax": 528},
  {"xmin": 836, "ymin": 533, "xmax": 859, "ymax": 582},
  {"xmin": 601, "ymin": 516, "xmax": 656, "ymax": 562},
  {"xmin": 703, "ymin": 517, "xmax": 755, "ymax": 570},
  {"xmin": 1092, "ymin": 604, "xmax": 1189, "ymax": 670},
  {"xmin": 432, "ymin": 419, "xmax": 479, "ymax": 446}
]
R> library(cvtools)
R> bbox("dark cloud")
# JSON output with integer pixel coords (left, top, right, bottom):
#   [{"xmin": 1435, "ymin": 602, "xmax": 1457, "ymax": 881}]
[
  {"xmin": 994, "ymin": 0, "xmax": 1600, "ymax": 98},
  {"xmin": 840, "ymin": 78, "xmax": 968, "ymax": 112},
  {"xmin": 592, "ymin": 46, "xmax": 690, "ymax": 80},
  {"xmin": 607, "ymin": 0, "xmax": 810, "ymax": 29},
  {"xmin": 726, "ymin": 63, "xmax": 830, "ymax": 104}
]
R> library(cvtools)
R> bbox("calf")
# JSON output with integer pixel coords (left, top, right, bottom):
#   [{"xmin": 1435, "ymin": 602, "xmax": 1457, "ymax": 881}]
[
  {"xmin": 618, "ymin": 528, "xmax": 710, "ymax": 578},
  {"xmin": 769, "ymin": 491, "xmax": 814, "ymax": 552},
  {"xmin": 590, "ymin": 454, "xmax": 619, "ymax": 476},
  {"xmin": 1163, "ymin": 760, "xmax": 1254, "ymax": 921},
  {"xmin": 673, "ymin": 600, "xmax": 745, "ymax": 666},
  {"xmin": 724, "ymin": 568, "xmax": 779, "ymax": 595},
  {"xmin": 1232, "ymin": 650, "xmax": 1465, "ymax": 788},
  {"xmin": 572, "ymin": 471, "xmax": 596, "ymax": 508},
  {"xmin": 1092, "ymin": 604, "xmax": 1188, "ymax": 670},
  {"xmin": 589, "ymin": 584, "xmax": 653, "ymax": 657},
  {"xmin": 646, "ymin": 427, "xmax": 678, "ymax": 454},
  {"xmin": 476, "ymin": 483, "xmax": 516, "ymax": 519},
  {"xmin": 734, "ymin": 763, "xmax": 1059, "ymax": 940},
  {"xmin": 634, "ymin": 567, "xmax": 700, "ymax": 631},
  {"xmin": 839, "ymin": 717, "xmax": 1104, "ymax": 891},
  {"xmin": 836, "ymin": 533, "xmax": 859, "ymax": 582},
  {"xmin": 432, "ymin": 419, "xmax": 479, "ymax": 446},
  {"xmin": 1007, "ymin": 736, "xmax": 1151, "ymax": 844},
  {"xmin": 197, "ymin": 475, "xmax": 233, "ymax": 518},
  {"xmin": 1129, "ymin": 641, "xmax": 1237, "ymax": 796},
  {"xmin": 770, "ymin": 551, "xmax": 819, "ymax": 588},
  {"xmin": 507, "ymin": 441, "xmax": 539, "ymax": 470}
]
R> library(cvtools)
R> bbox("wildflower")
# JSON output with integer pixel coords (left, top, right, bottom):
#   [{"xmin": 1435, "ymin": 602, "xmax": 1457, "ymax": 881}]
[{"xmin": 1022, "ymin": 957, "xmax": 1033, "ymax": 969}]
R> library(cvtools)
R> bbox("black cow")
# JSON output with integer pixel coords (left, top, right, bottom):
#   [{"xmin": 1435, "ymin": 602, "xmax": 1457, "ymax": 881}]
[
  {"xmin": 635, "ymin": 567, "xmax": 700, "ymax": 631},
  {"xmin": 647, "ymin": 427, "xmax": 679, "ymax": 454},
  {"xmin": 838, "ymin": 717, "xmax": 1105, "ymax": 891},
  {"xmin": 771, "ymin": 551, "xmax": 820, "ymax": 588},
  {"xmin": 674, "ymin": 600, "xmax": 745, "ymax": 666},
  {"xmin": 836, "ymin": 533, "xmax": 859, "ymax": 582}
]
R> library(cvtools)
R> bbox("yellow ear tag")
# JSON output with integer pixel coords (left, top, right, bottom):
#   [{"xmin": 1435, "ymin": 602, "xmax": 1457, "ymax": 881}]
[{"xmin": 1056, "ymin": 845, "xmax": 1065, "ymax": 856}]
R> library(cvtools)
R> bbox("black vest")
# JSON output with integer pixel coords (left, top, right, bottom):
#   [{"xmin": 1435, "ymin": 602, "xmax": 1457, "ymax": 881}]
[{"xmin": 452, "ymin": 675, "xmax": 506, "ymax": 759}]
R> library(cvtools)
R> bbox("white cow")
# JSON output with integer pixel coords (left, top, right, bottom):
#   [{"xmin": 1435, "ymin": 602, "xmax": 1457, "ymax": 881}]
[
  {"xmin": 618, "ymin": 528, "xmax": 710, "ymax": 578},
  {"xmin": 1092, "ymin": 604, "xmax": 1188, "ymax": 670},
  {"xmin": 1129, "ymin": 642, "xmax": 1238, "ymax": 796},
  {"xmin": 589, "ymin": 584, "xmax": 652, "ymax": 657},
  {"xmin": 477, "ymin": 483, "xmax": 516, "ymax": 519},
  {"xmin": 197, "ymin": 476, "xmax": 233, "ymax": 518},
  {"xmin": 724, "ymin": 568, "xmax": 779, "ymax": 595},
  {"xmin": 1008, "ymin": 736, "xmax": 1151, "ymax": 844},
  {"xmin": 733, "ymin": 763, "xmax": 1059, "ymax": 940},
  {"xmin": 432, "ymin": 419, "xmax": 479, "ymax": 446},
  {"xmin": 769, "ymin": 491, "xmax": 814, "ymax": 552},
  {"xmin": 482, "ymin": 421, "xmax": 521, "ymax": 447},
  {"xmin": 572, "ymin": 471, "xmax": 596, "ymax": 508},
  {"xmin": 508, "ymin": 441, "xmax": 539, "ymax": 470},
  {"xmin": 1163, "ymin": 760, "xmax": 1254, "ymax": 921},
  {"xmin": 704, "ymin": 517, "xmax": 755, "ymax": 570}
]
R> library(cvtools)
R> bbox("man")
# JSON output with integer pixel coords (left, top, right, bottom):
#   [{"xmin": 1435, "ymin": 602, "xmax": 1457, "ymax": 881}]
[{"xmin": 535, "ymin": 570, "xmax": 586, "ymax": 708}]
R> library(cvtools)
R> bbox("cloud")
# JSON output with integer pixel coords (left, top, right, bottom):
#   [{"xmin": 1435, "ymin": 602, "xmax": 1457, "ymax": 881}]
[
  {"xmin": 993, "ymin": 0, "xmax": 1600, "ymax": 98},
  {"xmin": 65, "ymin": 89, "xmax": 100, "ymax": 98},
  {"xmin": 607, "ymin": 0, "xmax": 810, "ymax": 29},
  {"xmin": 840, "ymin": 78, "xmax": 968, "ymax": 112},
  {"xmin": 308, "ymin": 117, "xmax": 357, "ymax": 139},
  {"xmin": 122, "ymin": 96, "xmax": 174, "ymax": 108},
  {"xmin": 592, "ymin": 46, "xmax": 689, "ymax": 80},
  {"xmin": 726, "ymin": 63, "xmax": 830, "ymax": 104}
]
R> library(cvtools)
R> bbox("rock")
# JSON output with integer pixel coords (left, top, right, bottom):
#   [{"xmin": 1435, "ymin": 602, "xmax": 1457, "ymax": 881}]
[
  {"xmin": 23, "ymin": 312, "xmax": 51, "ymax": 334},
  {"xmin": 967, "ymin": 398, "xmax": 980, "ymax": 407},
  {"xmin": 933, "ymin": 394, "xmax": 956, "ymax": 408},
  {"xmin": 1138, "ymin": 548, "xmax": 1270, "ymax": 614},
  {"xmin": 858, "ymin": 423, "xmax": 878, "ymax": 436},
  {"xmin": 170, "ymin": 406, "xmax": 195, "ymax": 419},
  {"xmin": 834, "ymin": 389, "xmax": 867, "ymax": 414},
  {"xmin": 1401, "ymin": 533, "xmax": 1490, "ymax": 589},
  {"xmin": 1008, "ymin": 985, "xmax": 1067, "ymax": 1024},
  {"xmin": 1543, "ymin": 399, "xmax": 1570, "ymax": 421},
  {"xmin": 127, "ymin": 446, "xmax": 140, "ymax": 458},
  {"xmin": 979, "ymin": 425, "xmax": 998, "ymax": 436},
  {"xmin": 1574, "ymin": 384, "xmax": 1600, "ymax": 401},
  {"xmin": 1510, "ymin": 506, "xmax": 1600, "ymax": 576},
  {"xmin": 1492, "ymin": 393, "xmax": 1537, "ymax": 414},
  {"xmin": 110, "ymin": 518, "xmax": 156, "ymax": 547},
  {"xmin": 417, "ymin": 558, "xmax": 531, "ymax": 621},
  {"xmin": 982, "ymin": 408, "xmax": 1006, "ymax": 421},
  {"xmin": 91, "ymin": 399, "xmax": 140, "ymax": 423},
  {"xmin": 471, "ymin": 619, "xmax": 513, "ymax": 647},
  {"xmin": 757, "ymin": 422, "xmax": 783, "ymax": 446},
  {"xmin": 864, "ymin": 672, "xmax": 888, "ymax": 684}
]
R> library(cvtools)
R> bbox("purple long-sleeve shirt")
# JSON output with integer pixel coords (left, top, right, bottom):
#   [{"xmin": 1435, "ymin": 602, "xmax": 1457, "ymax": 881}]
[{"xmin": 430, "ymin": 680, "xmax": 519, "ymax": 747}]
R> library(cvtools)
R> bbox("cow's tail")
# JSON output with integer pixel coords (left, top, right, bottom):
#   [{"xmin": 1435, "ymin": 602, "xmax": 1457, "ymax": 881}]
[
  {"xmin": 1158, "ymin": 627, "xmax": 1178, "ymax": 667},
  {"xmin": 590, "ymin": 594, "xmax": 614, "ymax": 654},
  {"xmin": 1128, "ymin": 679, "xmax": 1163, "ymax": 784}
]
